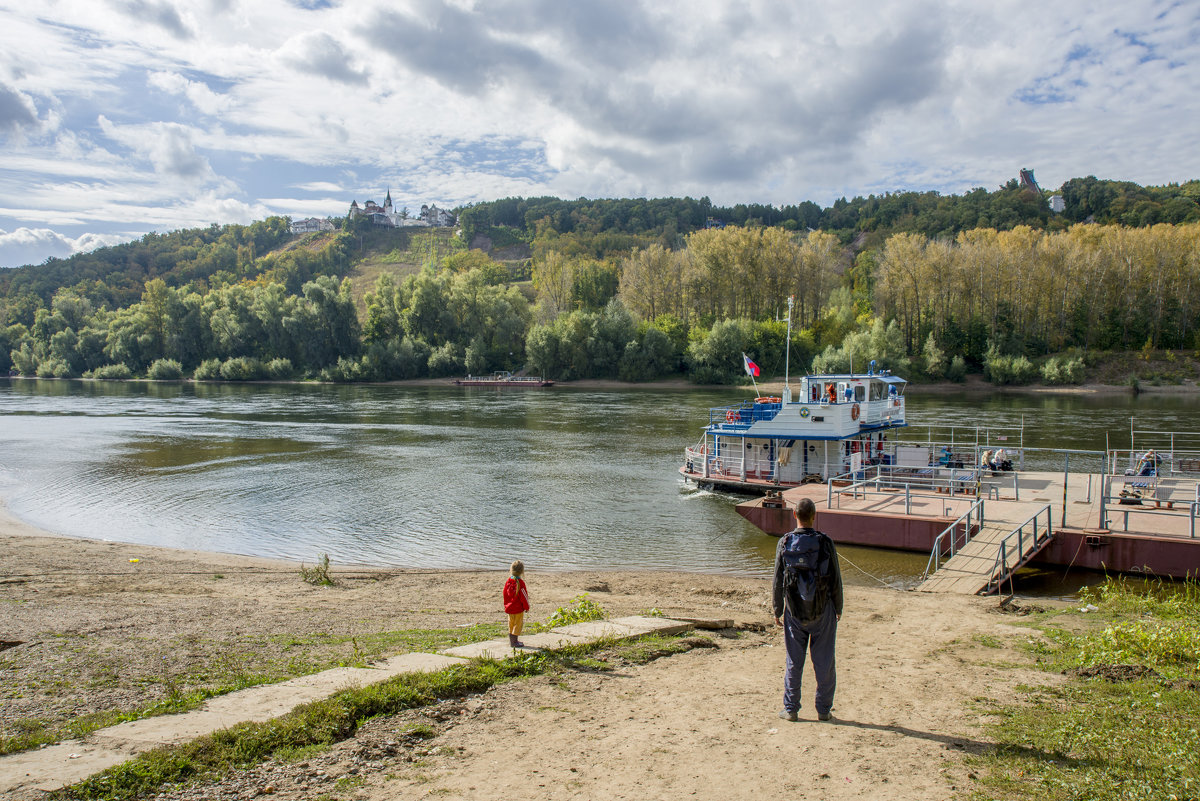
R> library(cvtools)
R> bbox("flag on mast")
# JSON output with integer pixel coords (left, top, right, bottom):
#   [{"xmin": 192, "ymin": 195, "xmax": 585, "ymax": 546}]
[{"xmin": 742, "ymin": 353, "xmax": 760, "ymax": 377}]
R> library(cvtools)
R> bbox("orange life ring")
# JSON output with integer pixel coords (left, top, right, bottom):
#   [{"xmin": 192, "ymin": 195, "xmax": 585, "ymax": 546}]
[
  {"xmin": 726, "ymin": 409, "xmax": 738, "ymax": 422},
  {"xmin": 850, "ymin": 403, "xmax": 861, "ymax": 421},
  {"xmin": 700, "ymin": 444, "xmax": 707, "ymax": 455},
  {"xmin": 892, "ymin": 398, "xmax": 900, "ymax": 408}
]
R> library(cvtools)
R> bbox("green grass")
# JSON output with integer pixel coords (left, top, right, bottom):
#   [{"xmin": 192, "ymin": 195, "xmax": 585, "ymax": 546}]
[
  {"xmin": 973, "ymin": 577, "xmax": 1200, "ymax": 801},
  {"xmin": 0, "ymin": 624, "xmax": 504, "ymax": 757},
  {"xmin": 50, "ymin": 634, "xmax": 691, "ymax": 801}
]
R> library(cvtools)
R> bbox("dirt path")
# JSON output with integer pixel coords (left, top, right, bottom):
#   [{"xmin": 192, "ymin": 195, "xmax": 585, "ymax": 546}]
[{"xmin": 0, "ymin": 510, "xmax": 1064, "ymax": 800}]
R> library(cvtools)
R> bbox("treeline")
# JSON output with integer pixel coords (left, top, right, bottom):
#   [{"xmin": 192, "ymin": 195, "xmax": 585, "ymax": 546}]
[
  {"xmin": 458, "ymin": 176, "xmax": 1200, "ymax": 249},
  {"xmin": 0, "ymin": 217, "xmax": 348, "ymax": 310}
]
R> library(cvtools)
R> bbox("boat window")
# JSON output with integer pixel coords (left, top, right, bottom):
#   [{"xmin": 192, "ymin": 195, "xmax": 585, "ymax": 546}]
[
  {"xmin": 869, "ymin": 381, "xmax": 883, "ymax": 401},
  {"xmin": 854, "ymin": 385, "xmax": 866, "ymax": 401}
]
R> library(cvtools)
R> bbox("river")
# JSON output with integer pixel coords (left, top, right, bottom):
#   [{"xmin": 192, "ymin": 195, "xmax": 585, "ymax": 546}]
[{"xmin": 3, "ymin": 378, "xmax": 1199, "ymax": 592}]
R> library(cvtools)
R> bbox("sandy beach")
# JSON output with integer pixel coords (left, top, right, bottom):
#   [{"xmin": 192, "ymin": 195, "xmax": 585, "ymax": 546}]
[{"xmin": 0, "ymin": 502, "xmax": 1072, "ymax": 801}]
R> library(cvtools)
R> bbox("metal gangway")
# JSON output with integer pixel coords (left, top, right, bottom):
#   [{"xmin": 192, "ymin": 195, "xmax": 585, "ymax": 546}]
[{"xmin": 918, "ymin": 504, "xmax": 1056, "ymax": 595}]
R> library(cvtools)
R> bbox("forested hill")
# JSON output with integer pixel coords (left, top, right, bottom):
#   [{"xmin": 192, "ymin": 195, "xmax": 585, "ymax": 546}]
[{"xmin": 458, "ymin": 176, "xmax": 1200, "ymax": 246}]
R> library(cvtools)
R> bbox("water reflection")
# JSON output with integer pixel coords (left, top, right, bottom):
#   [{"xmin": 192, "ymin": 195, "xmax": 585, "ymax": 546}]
[{"xmin": 2, "ymin": 378, "xmax": 1200, "ymax": 595}]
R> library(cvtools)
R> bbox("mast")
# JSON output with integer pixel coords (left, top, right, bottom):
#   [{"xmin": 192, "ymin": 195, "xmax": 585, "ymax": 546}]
[{"xmin": 784, "ymin": 295, "xmax": 794, "ymax": 392}]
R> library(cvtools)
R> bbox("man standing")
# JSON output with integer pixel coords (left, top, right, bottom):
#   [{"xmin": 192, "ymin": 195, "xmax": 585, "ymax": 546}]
[{"xmin": 772, "ymin": 497, "xmax": 843, "ymax": 722}]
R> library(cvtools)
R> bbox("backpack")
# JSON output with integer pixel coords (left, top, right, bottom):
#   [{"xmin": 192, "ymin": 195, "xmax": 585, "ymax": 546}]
[{"xmin": 780, "ymin": 529, "xmax": 831, "ymax": 622}]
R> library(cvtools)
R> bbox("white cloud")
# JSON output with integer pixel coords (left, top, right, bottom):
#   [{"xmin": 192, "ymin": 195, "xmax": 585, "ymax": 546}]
[
  {"xmin": 0, "ymin": 227, "xmax": 130, "ymax": 269},
  {"xmin": 147, "ymin": 71, "xmax": 232, "ymax": 116}
]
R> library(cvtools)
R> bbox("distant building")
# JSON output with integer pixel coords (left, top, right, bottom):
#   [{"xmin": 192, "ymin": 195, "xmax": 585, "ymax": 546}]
[
  {"xmin": 290, "ymin": 217, "xmax": 335, "ymax": 233},
  {"xmin": 1018, "ymin": 168, "xmax": 1042, "ymax": 194},
  {"xmin": 348, "ymin": 190, "xmax": 457, "ymax": 228},
  {"xmin": 1048, "ymin": 194, "xmax": 1065, "ymax": 214}
]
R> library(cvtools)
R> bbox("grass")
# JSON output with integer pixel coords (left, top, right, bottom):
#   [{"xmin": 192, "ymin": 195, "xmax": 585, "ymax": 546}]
[
  {"xmin": 49, "ymin": 634, "xmax": 694, "ymax": 800},
  {"xmin": 0, "ymin": 624, "xmax": 504, "ymax": 757},
  {"xmin": 972, "ymin": 576, "xmax": 1200, "ymax": 801}
]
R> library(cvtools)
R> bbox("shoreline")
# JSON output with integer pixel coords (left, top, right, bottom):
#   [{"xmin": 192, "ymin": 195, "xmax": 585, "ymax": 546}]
[{"xmin": 5, "ymin": 371, "xmax": 1193, "ymax": 395}]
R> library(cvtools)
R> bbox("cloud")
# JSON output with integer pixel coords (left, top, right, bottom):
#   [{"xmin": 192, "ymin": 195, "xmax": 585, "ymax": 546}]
[
  {"xmin": 0, "ymin": 227, "xmax": 129, "ymax": 269},
  {"xmin": 147, "ymin": 71, "xmax": 232, "ymax": 116},
  {"xmin": 276, "ymin": 32, "xmax": 368, "ymax": 86},
  {"xmin": 0, "ymin": 84, "xmax": 39, "ymax": 138},
  {"xmin": 110, "ymin": 0, "xmax": 194, "ymax": 39},
  {"xmin": 97, "ymin": 116, "xmax": 215, "ymax": 181}
]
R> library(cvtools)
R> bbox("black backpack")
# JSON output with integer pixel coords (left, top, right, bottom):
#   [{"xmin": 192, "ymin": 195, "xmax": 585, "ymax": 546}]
[{"xmin": 781, "ymin": 529, "xmax": 831, "ymax": 622}]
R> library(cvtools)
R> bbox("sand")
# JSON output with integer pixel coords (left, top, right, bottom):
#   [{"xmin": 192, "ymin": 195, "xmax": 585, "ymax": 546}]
[{"xmin": 0, "ymin": 504, "xmax": 1067, "ymax": 800}]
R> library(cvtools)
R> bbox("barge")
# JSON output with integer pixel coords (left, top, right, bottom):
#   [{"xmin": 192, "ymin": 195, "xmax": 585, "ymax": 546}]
[{"xmin": 454, "ymin": 371, "xmax": 553, "ymax": 388}]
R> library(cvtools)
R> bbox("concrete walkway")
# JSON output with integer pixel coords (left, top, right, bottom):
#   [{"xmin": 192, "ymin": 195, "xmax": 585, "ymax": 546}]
[{"xmin": 0, "ymin": 616, "xmax": 693, "ymax": 796}]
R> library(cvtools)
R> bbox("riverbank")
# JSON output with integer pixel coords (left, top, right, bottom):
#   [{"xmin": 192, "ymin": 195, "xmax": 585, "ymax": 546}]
[{"xmin": 1, "ymin": 513, "xmax": 1071, "ymax": 800}]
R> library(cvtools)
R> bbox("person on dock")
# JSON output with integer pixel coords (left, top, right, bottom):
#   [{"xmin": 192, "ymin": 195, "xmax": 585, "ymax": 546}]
[
  {"xmin": 772, "ymin": 498, "xmax": 843, "ymax": 722},
  {"xmin": 503, "ymin": 560, "xmax": 531, "ymax": 648}
]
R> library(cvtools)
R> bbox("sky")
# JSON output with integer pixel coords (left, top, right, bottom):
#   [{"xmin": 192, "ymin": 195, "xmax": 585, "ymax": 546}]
[{"xmin": 0, "ymin": 0, "xmax": 1198, "ymax": 270}]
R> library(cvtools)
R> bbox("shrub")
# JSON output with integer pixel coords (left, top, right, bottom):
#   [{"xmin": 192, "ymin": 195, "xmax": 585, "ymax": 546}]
[
  {"xmin": 265, "ymin": 358, "xmax": 294, "ymax": 381},
  {"xmin": 146, "ymin": 358, "xmax": 184, "ymax": 380},
  {"xmin": 193, "ymin": 359, "xmax": 222, "ymax": 380},
  {"xmin": 89, "ymin": 364, "xmax": 133, "ymax": 380},
  {"xmin": 218, "ymin": 357, "xmax": 265, "ymax": 381},
  {"xmin": 945, "ymin": 355, "xmax": 967, "ymax": 382}
]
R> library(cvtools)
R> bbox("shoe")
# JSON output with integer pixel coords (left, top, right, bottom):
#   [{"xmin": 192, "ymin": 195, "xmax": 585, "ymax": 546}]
[
  {"xmin": 818, "ymin": 711, "xmax": 832, "ymax": 722},
  {"xmin": 778, "ymin": 709, "xmax": 798, "ymax": 722}
]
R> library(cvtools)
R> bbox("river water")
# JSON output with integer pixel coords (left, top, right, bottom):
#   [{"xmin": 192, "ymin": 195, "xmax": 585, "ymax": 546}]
[{"xmin": 3, "ymin": 378, "xmax": 1199, "ymax": 591}]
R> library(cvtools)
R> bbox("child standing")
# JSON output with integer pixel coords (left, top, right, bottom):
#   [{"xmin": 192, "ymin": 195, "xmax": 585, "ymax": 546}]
[{"xmin": 503, "ymin": 560, "xmax": 531, "ymax": 648}]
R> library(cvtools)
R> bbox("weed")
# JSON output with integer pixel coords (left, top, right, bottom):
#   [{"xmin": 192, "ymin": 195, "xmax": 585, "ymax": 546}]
[
  {"xmin": 300, "ymin": 553, "xmax": 336, "ymax": 586},
  {"xmin": 540, "ymin": 593, "xmax": 606, "ymax": 629},
  {"xmin": 212, "ymin": 574, "xmax": 224, "ymax": 580},
  {"xmin": 973, "ymin": 633, "xmax": 1003, "ymax": 649}
]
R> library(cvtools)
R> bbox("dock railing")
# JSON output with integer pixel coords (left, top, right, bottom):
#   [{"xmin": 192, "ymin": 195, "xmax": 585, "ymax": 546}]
[
  {"xmin": 922, "ymin": 499, "xmax": 987, "ymax": 579},
  {"xmin": 828, "ymin": 464, "xmax": 982, "ymax": 513},
  {"xmin": 985, "ymin": 505, "xmax": 1054, "ymax": 596}
]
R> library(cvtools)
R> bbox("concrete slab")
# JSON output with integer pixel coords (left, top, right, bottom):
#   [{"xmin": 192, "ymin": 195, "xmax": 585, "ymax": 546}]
[
  {"xmin": 441, "ymin": 639, "xmax": 542, "ymax": 659},
  {"xmin": 373, "ymin": 652, "xmax": 468, "ymax": 675},
  {"xmin": 516, "ymin": 631, "xmax": 591, "ymax": 650},
  {"xmin": 552, "ymin": 616, "xmax": 694, "ymax": 639},
  {"xmin": 0, "ymin": 741, "xmax": 139, "ymax": 794},
  {"xmin": 670, "ymin": 617, "xmax": 735, "ymax": 630}
]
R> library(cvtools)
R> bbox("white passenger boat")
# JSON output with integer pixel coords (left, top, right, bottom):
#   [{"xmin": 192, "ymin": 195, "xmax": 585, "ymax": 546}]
[{"xmin": 680, "ymin": 369, "xmax": 909, "ymax": 493}]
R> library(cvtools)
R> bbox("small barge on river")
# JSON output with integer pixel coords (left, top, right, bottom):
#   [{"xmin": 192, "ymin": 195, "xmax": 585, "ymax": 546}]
[{"xmin": 454, "ymin": 371, "xmax": 553, "ymax": 388}]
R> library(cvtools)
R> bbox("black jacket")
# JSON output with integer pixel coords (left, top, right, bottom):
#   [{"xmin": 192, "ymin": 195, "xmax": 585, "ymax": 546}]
[{"xmin": 772, "ymin": 527, "xmax": 843, "ymax": 620}]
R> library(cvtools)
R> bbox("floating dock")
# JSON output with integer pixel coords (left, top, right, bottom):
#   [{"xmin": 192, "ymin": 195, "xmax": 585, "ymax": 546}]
[{"xmin": 736, "ymin": 469, "xmax": 1200, "ymax": 594}]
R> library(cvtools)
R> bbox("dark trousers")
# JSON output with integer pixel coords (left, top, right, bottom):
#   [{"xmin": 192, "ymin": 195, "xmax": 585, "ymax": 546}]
[{"xmin": 782, "ymin": 604, "xmax": 837, "ymax": 715}]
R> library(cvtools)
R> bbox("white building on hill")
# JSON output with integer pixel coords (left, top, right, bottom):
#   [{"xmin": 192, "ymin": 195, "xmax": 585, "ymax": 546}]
[{"xmin": 348, "ymin": 190, "xmax": 457, "ymax": 228}]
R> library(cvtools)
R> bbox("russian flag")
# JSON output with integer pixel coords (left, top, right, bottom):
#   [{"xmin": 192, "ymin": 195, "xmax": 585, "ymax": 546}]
[{"xmin": 742, "ymin": 353, "xmax": 760, "ymax": 377}]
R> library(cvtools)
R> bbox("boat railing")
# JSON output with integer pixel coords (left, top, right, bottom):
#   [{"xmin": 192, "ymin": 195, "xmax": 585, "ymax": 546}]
[
  {"xmin": 922, "ymin": 498, "xmax": 987, "ymax": 578},
  {"xmin": 985, "ymin": 505, "xmax": 1054, "ymax": 596},
  {"xmin": 708, "ymin": 400, "xmax": 782, "ymax": 427}
]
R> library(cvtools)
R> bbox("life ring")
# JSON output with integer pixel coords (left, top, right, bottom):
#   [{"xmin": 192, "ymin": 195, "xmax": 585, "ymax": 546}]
[
  {"xmin": 892, "ymin": 399, "xmax": 900, "ymax": 408},
  {"xmin": 850, "ymin": 403, "xmax": 861, "ymax": 421},
  {"xmin": 726, "ymin": 409, "xmax": 738, "ymax": 422},
  {"xmin": 700, "ymin": 444, "xmax": 707, "ymax": 455}
]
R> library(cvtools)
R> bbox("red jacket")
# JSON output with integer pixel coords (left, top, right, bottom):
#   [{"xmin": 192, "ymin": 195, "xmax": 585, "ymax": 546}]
[{"xmin": 503, "ymin": 577, "xmax": 530, "ymax": 613}]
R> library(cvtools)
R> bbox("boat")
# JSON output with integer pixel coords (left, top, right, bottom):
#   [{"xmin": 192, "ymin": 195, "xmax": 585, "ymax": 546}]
[
  {"xmin": 453, "ymin": 370, "xmax": 554, "ymax": 388},
  {"xmin": 680, "ymin": 369, "xmax": 908, "ymax": 493}
]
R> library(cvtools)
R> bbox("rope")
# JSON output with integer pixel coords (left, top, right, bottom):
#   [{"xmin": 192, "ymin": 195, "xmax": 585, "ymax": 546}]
[{"xmin": 836, "ymin": 551, "xmax": 906, "ymax": 591}]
